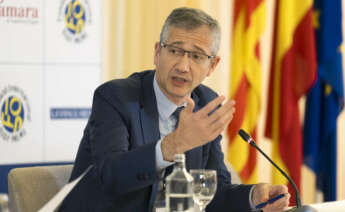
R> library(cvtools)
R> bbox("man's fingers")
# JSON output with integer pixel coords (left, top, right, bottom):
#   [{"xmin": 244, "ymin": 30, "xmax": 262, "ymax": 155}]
[
  {"xmin": 263, "ymin": 185, "xmax": 290, "ymax": 212},
  {"xmin": 252, "ymin": 183, "xmax": 271, "ymax": 206},
  {"xmin": 269, "ymin": 185, "xmax": 289, "ymax": 196},
  {"xmin": 209, "ymin": 107, "xmax": 234, "ymax": 135},
  {"xmin": 197, "ymin": 95, "xmax": 225, "ymax": 117},
  {"xmin": 265, "ymin": 193, "xmax": 290, "ymax": 211},
  {"xmin": 177, "ymin": 96, "xmax": 235, "ymax": 148},
  {"xmin": 185, "ymin": 96, "xmax": 195, "ymax": 114},
  {"xmin": 207, "ymin": 99, "xmax": 235, "ymax": 125},
  {"xmin": 201, "ymin": 99, "xmax": 235, "ymax": 139}
]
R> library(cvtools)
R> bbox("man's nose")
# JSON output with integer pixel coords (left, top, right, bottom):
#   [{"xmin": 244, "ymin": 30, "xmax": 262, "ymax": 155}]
[{"xmin": 175, "ymin": 53, "xmax": 191, "ymax": 72}]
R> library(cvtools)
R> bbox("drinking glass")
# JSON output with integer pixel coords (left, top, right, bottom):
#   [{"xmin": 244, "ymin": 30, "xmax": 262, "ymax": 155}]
[{"xmin": 190, "ymin": 169, "xmax": 217, "ymax": 212}]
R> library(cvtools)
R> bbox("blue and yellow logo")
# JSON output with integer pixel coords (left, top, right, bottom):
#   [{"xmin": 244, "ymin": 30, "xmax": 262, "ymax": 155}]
[
  {"xmin": 59, "ymin": 0, "xmax": 91, "ymax": 43},
  {"xmin": 0, "ymin": 86, "xmax": 30, "ymax": 142},
  {"xmin": 1, "ymin": 96, "xmax": 24, "ymax": 133},
  {"xmin": 64, "ymin": 0, "xmax": 85, "ymax": 35}
]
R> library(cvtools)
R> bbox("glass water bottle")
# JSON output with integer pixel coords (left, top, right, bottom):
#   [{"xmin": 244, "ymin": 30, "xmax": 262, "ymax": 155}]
[{"xmin": 165, "ymin": 154, "xmax": 194, "ymax": 212}]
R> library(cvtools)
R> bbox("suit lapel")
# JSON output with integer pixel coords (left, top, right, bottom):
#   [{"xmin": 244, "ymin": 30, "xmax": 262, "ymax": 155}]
[{"xmin": 139, "ymin": 71, "xmax": 160, "ymax": 145}]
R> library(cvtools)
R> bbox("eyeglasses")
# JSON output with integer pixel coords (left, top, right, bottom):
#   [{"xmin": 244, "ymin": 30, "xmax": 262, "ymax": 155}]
[{"xmin": 160, "ymin": 42, "xmax": 215, "ymax": 65}]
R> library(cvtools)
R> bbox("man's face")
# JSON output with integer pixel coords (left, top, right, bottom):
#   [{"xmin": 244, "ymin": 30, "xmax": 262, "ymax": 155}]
[{"xmin": 154, "ymin": 26, "xmax": 220, "ymax": 105}]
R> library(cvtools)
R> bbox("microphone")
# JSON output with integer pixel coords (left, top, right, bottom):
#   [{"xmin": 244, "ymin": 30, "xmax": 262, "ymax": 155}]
[{"xmin": 238, "ymin": 129, "xmax": 317, "ymax": 212}]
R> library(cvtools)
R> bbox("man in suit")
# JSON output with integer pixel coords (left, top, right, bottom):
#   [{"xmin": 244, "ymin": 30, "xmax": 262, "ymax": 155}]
[{"xmin": 60, "ymin": 7, "xmax": 290, "ymax": 212}]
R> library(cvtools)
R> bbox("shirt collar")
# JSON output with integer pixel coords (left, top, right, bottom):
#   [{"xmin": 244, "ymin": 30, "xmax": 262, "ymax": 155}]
[{"xmin": 153, "ymin": 74, "xmax": 187, "ymax": 120}]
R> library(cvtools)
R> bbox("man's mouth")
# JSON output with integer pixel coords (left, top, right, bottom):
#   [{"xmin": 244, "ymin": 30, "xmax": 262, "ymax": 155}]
[{"xmin": 172, "ymin": 76, "xmax": 188, "ymax": 83}]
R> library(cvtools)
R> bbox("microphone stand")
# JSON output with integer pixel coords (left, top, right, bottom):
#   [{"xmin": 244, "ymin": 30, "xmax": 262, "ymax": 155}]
[{"xmin": 238, "ymin": 129, "xmax": 317, "ymax": 212}]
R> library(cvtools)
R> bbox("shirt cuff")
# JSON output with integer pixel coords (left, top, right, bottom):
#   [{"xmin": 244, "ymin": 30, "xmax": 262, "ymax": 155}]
[
  {"xmin": 155, "ymin": 139, "xmax": 174, "ymax": 170},
  {"xmin": 249, "ymin": 184, "xmax": 256, "ymax": 210}
]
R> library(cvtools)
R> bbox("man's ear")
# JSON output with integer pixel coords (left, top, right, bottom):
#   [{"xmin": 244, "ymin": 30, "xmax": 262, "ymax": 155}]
[
  {"xmin": 154, "ymin": 42, "xmax": 161, "ymax": 65},
  {"xmin": 207, "ymin": 56, "xmax": 221, "ymax": 77}
]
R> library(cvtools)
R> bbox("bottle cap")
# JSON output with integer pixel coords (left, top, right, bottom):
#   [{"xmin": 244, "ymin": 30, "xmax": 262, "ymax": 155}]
[{"xmin": 174, "ymin": 154, "xmax": 185, "ymax": 162}]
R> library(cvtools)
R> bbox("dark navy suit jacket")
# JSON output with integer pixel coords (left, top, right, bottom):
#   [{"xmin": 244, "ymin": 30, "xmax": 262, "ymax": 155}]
[{"xmin": 59, "ymin": 70, "xmax": 253, "ymax": 212}]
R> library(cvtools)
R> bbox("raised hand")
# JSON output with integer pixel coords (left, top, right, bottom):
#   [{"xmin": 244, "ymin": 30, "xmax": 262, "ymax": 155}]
[{"xmin": 161, "ymin": 95, "xmax": 235, "ymax": 161}]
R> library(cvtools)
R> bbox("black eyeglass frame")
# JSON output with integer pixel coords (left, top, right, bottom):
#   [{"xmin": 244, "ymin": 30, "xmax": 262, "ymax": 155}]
[{"xmin": 160, "ymin": 42, "xmax": 216, "ymax": 60}]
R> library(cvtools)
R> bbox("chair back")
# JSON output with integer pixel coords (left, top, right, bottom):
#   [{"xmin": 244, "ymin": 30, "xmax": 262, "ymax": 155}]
[
  {"xmin": 0, "ymin": 193, "xmax": 9, "ymax": 212},
  {"xmin": 8, "ymin": 165, "xmax": 73, "ymax": 212}
]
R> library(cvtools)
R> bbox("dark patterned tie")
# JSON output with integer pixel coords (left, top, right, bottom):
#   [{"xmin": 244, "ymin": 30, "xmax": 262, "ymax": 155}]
[{"xmin": 172, "ymin": 106, "xmax": 184, "ymax": 128}]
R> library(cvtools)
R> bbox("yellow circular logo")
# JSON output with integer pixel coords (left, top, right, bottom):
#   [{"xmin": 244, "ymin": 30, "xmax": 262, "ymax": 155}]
[
  {"xmin": 0, "ymin": 86, "xmax": 31, "ymax": 142},
  {"xmin": 64, "ymin": 0, "xmax": 85, "ymax": 35},
  {"xmin": 1, "ymin": 96, "xmax": 24, "ymax": 133}
]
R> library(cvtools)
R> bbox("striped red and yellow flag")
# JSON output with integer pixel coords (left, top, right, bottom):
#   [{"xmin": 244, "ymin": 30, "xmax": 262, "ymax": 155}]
[
  {"xmin": 265, "ymin": 0, "xmax": 316, "ymax": 205},
  {"xmin": 227, "ymin": 0, "xmax": 266, "ymax": 184}
]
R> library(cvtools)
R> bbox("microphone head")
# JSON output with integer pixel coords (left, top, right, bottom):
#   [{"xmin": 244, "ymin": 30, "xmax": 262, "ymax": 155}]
[{"xmin": 238, "ymin": 129, "xmax": 250, "ymax": 142}]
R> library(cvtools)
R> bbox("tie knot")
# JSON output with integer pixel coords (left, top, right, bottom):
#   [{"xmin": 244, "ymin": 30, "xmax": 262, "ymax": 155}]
[{"xmin": 172, "ymin": 106, "xmax": 184, "ymax": 120}]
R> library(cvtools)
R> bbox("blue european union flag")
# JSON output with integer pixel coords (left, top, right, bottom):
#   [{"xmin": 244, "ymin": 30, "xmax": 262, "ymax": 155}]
[{"xmin": 303, "ymin": 0, "xmax": 344, "ymax": 201}]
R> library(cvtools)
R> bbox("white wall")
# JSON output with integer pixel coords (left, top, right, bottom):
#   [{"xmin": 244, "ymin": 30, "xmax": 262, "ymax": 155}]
[{"xmin": 0, "ymin": 0, "xmax": 101, "ymax": 165}]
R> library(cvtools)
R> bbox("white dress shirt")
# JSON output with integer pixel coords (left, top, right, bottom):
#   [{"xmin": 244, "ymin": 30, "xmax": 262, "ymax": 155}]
[{"xmin": 153, "ymin": 74, "xmax": 187, "ymax": 170}]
